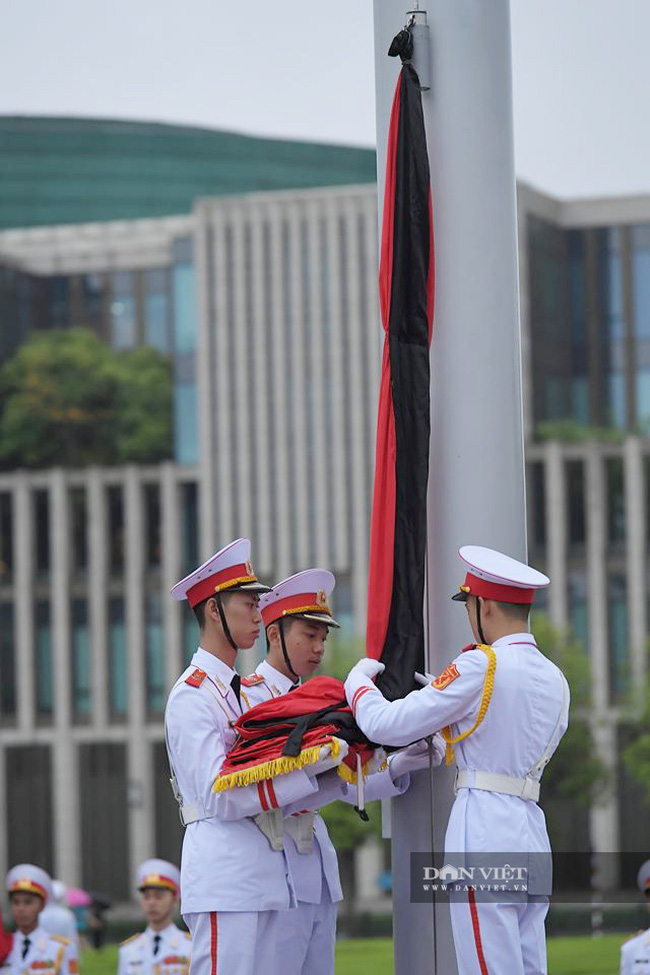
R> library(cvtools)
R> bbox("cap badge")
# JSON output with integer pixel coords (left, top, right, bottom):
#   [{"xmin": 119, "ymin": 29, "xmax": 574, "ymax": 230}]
[{"xmin": 316, "ymin": 590, "xmax": 327, "ymax": 606}]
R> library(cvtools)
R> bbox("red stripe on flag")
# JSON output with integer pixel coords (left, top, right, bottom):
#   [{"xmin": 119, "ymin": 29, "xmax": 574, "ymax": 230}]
[
  {"xmin": 468, "ymin": 889, "xmax": 488, "ymax": 975},
  {"xmin": 257, "ymin": 781, "xmax": 269, "ymax": 812},
  {"xmin": 266, "ymin": 778, "xmax": 279, "ymax": 810},
  {"xmin": 210, "ymin": 912, "xmax": 218, "ymax": 975}
]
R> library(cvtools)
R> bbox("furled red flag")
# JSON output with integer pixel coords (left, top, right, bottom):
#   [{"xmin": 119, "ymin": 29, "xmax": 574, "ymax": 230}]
[
  {"xmin": 0, "ymin": 910, "xmax": 12, "ymax": 964},
  {"xmin": 366, "ymin": 55, "xmax": 434, "ymax": 700},
  {"xmin": 213, "ymin": 676, "xmax": 378, "ymax": 792}
]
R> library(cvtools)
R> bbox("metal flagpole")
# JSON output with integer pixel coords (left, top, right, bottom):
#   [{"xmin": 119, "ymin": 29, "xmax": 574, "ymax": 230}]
[{"xmin": 372, "ymin": 3, "xmax": 526, "ymax": 973}]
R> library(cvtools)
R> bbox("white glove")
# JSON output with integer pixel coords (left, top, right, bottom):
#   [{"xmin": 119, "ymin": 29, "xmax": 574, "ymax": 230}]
[
  {"xmin": 388, "ymin": 734, "xmax": 446, "ymax": 779},
  {"xmin": 303, "ymin": 738, "xmax": 349, "ymax": 777},
  {"xmin": 344, "ymin": 658, "xmax": 386, "ymax": 707}
]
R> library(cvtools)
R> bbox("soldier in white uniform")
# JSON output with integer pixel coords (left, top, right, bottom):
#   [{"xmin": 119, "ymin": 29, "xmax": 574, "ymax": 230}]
[
  {"xmin": 165, "ymin": 539, "xmax": 353, "ymax": 975},
  {"xmin": 244, "ymin": 569, "xmax": 441, "ymax": 975},
  {"xmin": 117, "ymin": 859, "xmax": 190, "ymax": 975},
  {"xmin": 620, "ymin": 859, "xmax": 650, "ymax": 975},
  {"xmin": 2, "ymin": 865, "xmax": 78, "ymax": 975},
  {"xmin": 345, "ymin": 546, "xmax": 570, "ymax": 975}
]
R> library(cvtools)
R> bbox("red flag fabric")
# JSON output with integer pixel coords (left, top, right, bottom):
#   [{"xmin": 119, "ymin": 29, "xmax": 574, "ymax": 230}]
[
  {"xmin": 366, "ymin": 61, "xmax": 434, "ymax": 700},
  {"xmin": 214, "ymin": 676, "xmax": 377, "ymax": 791},
  {"xmin": 0, "ymin": 910, "xmax": 12, "ymax": 964}
]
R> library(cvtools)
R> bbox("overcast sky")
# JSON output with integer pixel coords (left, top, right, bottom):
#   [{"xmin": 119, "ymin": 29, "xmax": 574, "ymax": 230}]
[{"xmin": 2, "ymin": 0, "xmax": 647, "ymax": 199}]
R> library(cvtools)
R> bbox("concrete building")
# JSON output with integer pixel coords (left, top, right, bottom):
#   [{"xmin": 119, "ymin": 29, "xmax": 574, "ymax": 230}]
[{"xmin": 1, "ymin": 117, "xmax": 650, "ymax": 898}]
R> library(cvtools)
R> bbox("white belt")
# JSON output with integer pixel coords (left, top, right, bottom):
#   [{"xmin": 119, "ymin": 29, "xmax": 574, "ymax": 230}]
[
  {"xmin": 179, "ymin": 802, "xmax": 210, "ymax": 825},
  {"xmin": 455, "ymin": 769, "xmax": 540, "ymax": 802}
]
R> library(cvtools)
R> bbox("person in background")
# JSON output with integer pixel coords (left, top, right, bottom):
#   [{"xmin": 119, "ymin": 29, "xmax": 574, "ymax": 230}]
[
  {"xmin": 118, "ymin": 859, "xmax": 190, "ymax": 975},
  {"xmin": 40, "ymin": 882, "xmax": 78, "ymax": 950},
  {"xmin": 620, "ymin": 859, "xmax": 650, "ymax": 975},
  {"xmin": 2, "ymin": 864, "xmax": 78, "ymax": 975}
]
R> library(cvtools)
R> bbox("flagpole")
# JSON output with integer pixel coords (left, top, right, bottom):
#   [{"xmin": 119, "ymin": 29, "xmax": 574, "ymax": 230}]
[{"xmin": 372, "ymin": 4, "xmax": 526, "ymax": 974}]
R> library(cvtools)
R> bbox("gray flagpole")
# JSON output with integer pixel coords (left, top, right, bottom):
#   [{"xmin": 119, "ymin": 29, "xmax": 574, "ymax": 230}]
[{"xmin": 372, "ymin": 3, "xmax": 526, "ymax": 973}]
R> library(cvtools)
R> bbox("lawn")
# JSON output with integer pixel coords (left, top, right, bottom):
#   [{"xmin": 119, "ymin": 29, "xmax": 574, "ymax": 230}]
[{"xmin": 81, "ymin": 933, "xmax": 627, "ymax": 974}]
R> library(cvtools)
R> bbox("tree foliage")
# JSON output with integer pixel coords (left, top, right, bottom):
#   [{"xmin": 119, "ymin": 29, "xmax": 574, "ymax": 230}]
[
  {"xmin": 622, "ymin": 676, "xmax": 650, "ymax": 803},
  {"xmin": 0, "ymin": 329, "xmax": 172, "ymax": 468}
]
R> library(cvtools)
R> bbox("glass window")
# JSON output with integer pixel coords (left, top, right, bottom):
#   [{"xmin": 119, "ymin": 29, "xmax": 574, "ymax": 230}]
[
  {"xmin": 0, "ymin": 603, "xmax": 16, "ymax": 719},
  {"xmin": 174, "ymin": 384, "xmax": 198, "ymax": 466},
  {"xmin": 70, "ymin": 488, "xmax": 87, "ymax": 573},
  {"xmin": 144, "ymin": 269, "xmax": 170, "ymax": 353},
  {"xmin": 107, "ymin": 487, "xmax": 125, "ymax": 575},
  {"xmin": 108, "ymin": 597, "xmax": 127, "ymax": 718},
  {"xmin": 568, "ymin": 573, "xmax": 588, "ymax": 651},
  {"xmin": 0, "ymin": 492, "xmax": 13, "ymax": 584},
  {"xmin": 606, "ymin": 457, "xmax": 625, "ymax": 548},
  {"xmin": 608, "ymin": 373, "xmax": 626, "ymax": 429},
  {"xmin": 527, "ymin": 462, "xmax": 546, "ymax": 552},
  {"xmin": 633, "ymin": 225, "xmax": 650, "ymax": 339},
  {"xmin": 571, "ymin": 377, "xmax": 589, "ymax": 425},
  {"xmin": 35, "ymin": 601, "xmax": 53, "ymax": 717},
  {"xmin": 172, "ymin": 253, "xmax": 196, "ymax": 355},
  {"xmin": 544, "ymin": 376, "xmax": 568, "ymax": 421},
  {"xmin": 146, "ymin": 592, "xmax": 165, "ymax": 714},
  {"xmin": 608, "ymin": 574, "xmax": 629, "ymax": 702},
  {"xmin": 181, "ymin": 482, "xmax": 198, "ymax": 574},
  {"xmin": 48, "ymin": 276, "xmax": 69, "ymax": 329},
  {"xmin": 81, "ymin": 273, "xmax": 105, "ymax": 329},
  {"xmin": 637, "ymin": 370, "xmax": 650, "ymax": 434},
  {"xmin": 111, "ymin": 271, "xmax": 137, "ymax": 349},
  {"xmin": 144, "ymin": 484, "xmax": 161, "ymax": 568},
  {"xmin": 71, "ymin": 600, "xmax": 91, "ymax": 719},
  {"xmin": 332, "ymin": 573, "xmax": 354, "ymax": 642},
  {"xmin": 33, "ymin": 490, "xmax": 50, "ymax": 578},
  {"xmin": 566, "ymin": 461, "xmax": 586, "ymax": 549}
]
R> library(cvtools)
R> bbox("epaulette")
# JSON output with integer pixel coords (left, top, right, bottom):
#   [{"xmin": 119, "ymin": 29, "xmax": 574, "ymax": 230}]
[
  {"xmin": 185, "ymin": 668, "xmax": 207, "ymax": 688},
  {"xmin": 119, "ymin": 933, "xmax": 142, "ymax": 947},
  {"xmin": 241, "ymin": 674, "xmax": 265, "ymax": 687},
  {"xmin": 50, "ymin": 936, "xmax": 71, "ymax": 945},
  {"xmin": 460, "ymin": 643, "xmax": 477, "ymax": 653}
]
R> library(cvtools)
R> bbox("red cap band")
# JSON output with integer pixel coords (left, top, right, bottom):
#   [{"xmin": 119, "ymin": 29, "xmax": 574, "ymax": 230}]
[
  {"xmin": 262, "ymin": 592, "xmax": 332, "ymax": 628},
  {"xmin": 463, "ymin": 572, "xmax": 534, "ymax": 605},
  {"xmin": 138, "ymin": 873, "xmax": 179, "ymax": 894},
  {"xmin": 187, "ymin": 563, "xmax": 258, "ymax": 608}
]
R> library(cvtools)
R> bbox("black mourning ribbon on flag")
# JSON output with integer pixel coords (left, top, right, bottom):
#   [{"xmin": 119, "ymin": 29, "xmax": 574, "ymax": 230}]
[
  {"xmin": 231, "ymin": 700, "xmax": 377, "ymax": 760},
  {"xmin": 388, "ymin": 26, "xmax": 413, "ymax": 62}
]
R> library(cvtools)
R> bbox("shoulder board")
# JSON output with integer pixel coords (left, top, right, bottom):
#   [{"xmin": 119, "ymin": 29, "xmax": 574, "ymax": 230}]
[
  {"xmin": 241, "ymin": 674, "xmax": 265, "ymax": 687},
  {"xmin": 50, "ymin": 936, "xmax": 71, "ymax": 945},
  {"xmin": 460, "ymin": 643, "xmax": 477, "ymax": 653},
  {"xmin": 119, "ymin": 933, "xmax": 143, "ymax": 947},
  {"xmin": 185, "ymin": 668, "xmax": 207, "ymax": 688}
]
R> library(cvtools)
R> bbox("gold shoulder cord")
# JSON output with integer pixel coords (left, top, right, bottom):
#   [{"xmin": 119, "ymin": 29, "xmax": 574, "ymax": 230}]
[{"xmin": 441, "ymin": 644, "xmax": 496, "ymax": 765}]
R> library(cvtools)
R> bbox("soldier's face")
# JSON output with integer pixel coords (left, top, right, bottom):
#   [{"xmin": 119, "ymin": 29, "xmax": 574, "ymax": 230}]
[
  {"xmin": 10, "ymin": 892, "xmax": 43, "ymax": 933},
  {"xmin": 284, "ymin": 620, "xmax": 329, "ymax": 677},
  {"xmin": 139, "ymin": 888, "xmax": 177, "ymax": 928},
  {"xmin": 218, "ymin": 592, "xmax": 262, "ymax": 649}
]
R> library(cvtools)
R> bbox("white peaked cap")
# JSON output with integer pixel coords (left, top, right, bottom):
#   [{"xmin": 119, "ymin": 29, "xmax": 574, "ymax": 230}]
[
  {"xmin": 170, "ymin": 538, "xmax": 270, "ymax": 607},
  {"xmin": 451, "ymin": 545, "xmax": 550, "ymax": 605},
  {"xmin": 136, "ymin": 858, "xmax": 180, "ymax": 893},
  {"xmin": 6, "ymin": 863, "xmax": 52, "ymax": 902},
  {"xmin": 259, "ymin": 569, "xmax": 340, "ymax": 628}
]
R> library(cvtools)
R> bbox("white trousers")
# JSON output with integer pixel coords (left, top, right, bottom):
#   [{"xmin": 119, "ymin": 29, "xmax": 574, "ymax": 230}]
[
  {"xmin": 184, "ymin": 910, "xmax": 282, "ymax": 975},
  {"xmin": 450, "ymin": 892, "xmax": 549, "ymax": 975},
  {"xmin": 272, "ymin": 895, "xmax": 337, "ymax": 975}
]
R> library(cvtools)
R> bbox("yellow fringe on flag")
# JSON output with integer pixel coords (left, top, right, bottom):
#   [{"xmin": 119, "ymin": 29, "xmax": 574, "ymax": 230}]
[
  {"xmin": 336, "ymin": 757, "xmax": 373, "ymax": 785},
  {"xmin": 213, "ymin": 738, "xmax": 342, "ymax": 792},
  {"xmin": 441, "ymin": 644, "xmax": 496, "ymax": 765}
]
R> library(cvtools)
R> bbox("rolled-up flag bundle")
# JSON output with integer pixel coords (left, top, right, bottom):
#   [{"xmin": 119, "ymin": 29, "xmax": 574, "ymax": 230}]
[{"xmin": 214, "ymin": 676, "xmax": 379, "ymax": 792}]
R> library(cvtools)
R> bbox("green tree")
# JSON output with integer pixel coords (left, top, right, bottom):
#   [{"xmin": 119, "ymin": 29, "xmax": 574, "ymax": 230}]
[
  {"xmin": 622, "ymin": 672, "xmax": 650, "ymax": 802},
  {"xmin": 0, "ymin": 329, "xmax": 172, "ymax": 468}
]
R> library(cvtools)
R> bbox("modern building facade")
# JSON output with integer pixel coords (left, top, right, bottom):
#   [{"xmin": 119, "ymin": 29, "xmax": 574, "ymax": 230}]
[{"xmin": 1, "ymin": 118, "xmax": 650, "ymax": 898}]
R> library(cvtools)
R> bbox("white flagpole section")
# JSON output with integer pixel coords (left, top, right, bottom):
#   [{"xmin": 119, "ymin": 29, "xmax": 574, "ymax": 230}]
[{"xmin": 372, "ymin": 4, "xmax": 526, "ymax": 973}]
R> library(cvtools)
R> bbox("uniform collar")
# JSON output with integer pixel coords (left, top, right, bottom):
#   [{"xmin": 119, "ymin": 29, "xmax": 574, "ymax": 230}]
[
  {"xmin": 17, "ymin": 927, "xmax": 45, "ymax": 953},
  {"xmin": 192, "ymin": 647, "xmax": 237, "ymax": 685},
  {"xmin": 146, "ymin": 923, "xmax": 177, "ymax": 945},
  {"xmin": 491, "ymin": 632, "xmax": 537, "ymax": 649},
  {"xmin": 257, "ymin": 658, "xmax": 297, "ymax": 694}
]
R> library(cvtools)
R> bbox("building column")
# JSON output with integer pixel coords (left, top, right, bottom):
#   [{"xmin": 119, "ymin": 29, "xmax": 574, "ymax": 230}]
[
  {"xmin": 624, "ymin": 437, "xmax": 647, "ymax": 698},
  {"xmin": 585, "ymin": 443, "xmax": 619, "ymax": 889},
  {"xmin": 88, "ymin": 468, "xmax": 109, "ymax": 729},
  {"xmin": 194, "ymin": 207, "xmax": 217, "ymax": 557},
  {"xmin": 124, "ymin": 467, "xmax": 155, "ymax": 876},
  {"xmin": 50, "ymin": 470, "xmax": 81, "ymax": 885},
  {"xmin": 544, "ymin": 441, "xmax": 569, "ymax": 629},
  {"xmin": 13, "ymin": 474, "xmax": 34, "ymax": 732},
  {"xmin": 161, "ymin": 463, "xmax": 182, "ymax": 688}
]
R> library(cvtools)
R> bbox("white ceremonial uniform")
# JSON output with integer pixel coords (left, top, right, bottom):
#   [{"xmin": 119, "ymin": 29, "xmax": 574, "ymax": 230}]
[
  {"xmin": 165, "ymin": 647, "xmax": 341, "ymax": 975},
  {"xmin": 1, "ymin": 929, "xmax": 77, "ymax": 975},
  {"xmin": 117, "ymin": 924, "xmax": 191, "ymax": 975},
  {"xmin": 242, "ymin": 658, "xmax": 408, "ymax": 975},
  {"xmin": 621, "ymin": 927, "xmax": 650, "ymax": 975},
  {"xmin": 39, "ymin": 906, "xmax": 77, "ymax": 950},
  {"xmin": 349, "ymin": 633, "xmax": 570, "ymax": 975}
]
